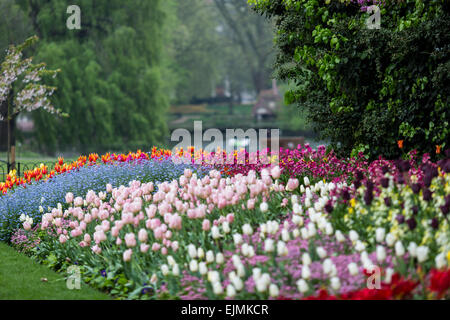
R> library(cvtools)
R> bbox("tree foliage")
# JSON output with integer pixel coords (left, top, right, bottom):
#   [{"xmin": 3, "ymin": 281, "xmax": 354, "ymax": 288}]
[
  {"xmin": 250, "ymin": 0, "xmax": 450, "ymax": 159},
  {"xmin": 8, "ymin": 0, "xmax": 169, "ymax": 154}
]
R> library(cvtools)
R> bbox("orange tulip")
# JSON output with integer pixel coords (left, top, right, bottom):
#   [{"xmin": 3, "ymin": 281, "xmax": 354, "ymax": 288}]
[
  {"xmin": 436, "ymin": 145, "xmax": 441, "ymax": 154},
  {"xmin": 397, "ymin": 140, "xmax": 404, "ymax": 149}
]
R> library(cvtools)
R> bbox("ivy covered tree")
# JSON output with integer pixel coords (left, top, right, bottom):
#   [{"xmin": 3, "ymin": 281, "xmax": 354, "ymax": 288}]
[{"xmin": 250, "ymin": 0, "xmax": 450, "ymax": 159}]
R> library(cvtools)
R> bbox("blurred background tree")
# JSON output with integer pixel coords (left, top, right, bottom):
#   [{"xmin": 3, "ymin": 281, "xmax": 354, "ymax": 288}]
[{"xmin": 1, "ymin": 0, "xmax": 305, "ymax": 158}]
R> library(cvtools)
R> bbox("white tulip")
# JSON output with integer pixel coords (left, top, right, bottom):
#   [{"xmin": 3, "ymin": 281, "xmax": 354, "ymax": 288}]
[
  {"xmin": 304, "ymin": 176, "xmax": 310, "ymax": 186},
  {"xmin": 330, "ymin": 277, "xmax": 341, "ymax": 291},
  {"xmin": 293, "ymin": 203, "xmax": 302, "ymax": 215},
  {"xmin": 197, "ymin": 248, "xmax": 205, "ymax": 259},
  {"xmin": 435, "ymin": 253, "xmax": 447, "ymax": 269},
  {"xmin": 277, "ymin": 241, "xmax": 288, "ymax": 256},
  {"xmin": 385, "ymin": 233, "xmax": 396, "ymax": 247},
  {"xmin": 228, "ymin": 271, "xmax": 237, "ymax": 281},
  {"xmin": 281, "ymin": 229, "xmax": 290, "ymax": 242},
  {"xmin": 167, "ymin": 255, "xmax": 175, "ymax": 266},
  {"xmin": 236, "ymin": 264, "xmax": 245, "ymax": 278},
  {"xmin": 172, "ymin": 264, "xmax": 180, "ymax": 276},
  {"xmin": 247, "ymin": 246, "xmax": 255, "ymax": 257},
  {"xmin": 226, "ymin": 284, "xmax": 236, "ymax": 297},
  {"xmin": 395, "ymin": 241, "xmax": 405, "ymax": 257},
  {"xmin": 292, "ymin": 214, "xmax": 303, "ymax": 226},
  {"xmin": 213, "ymin": 282, "xmax": 223, "ymax": 295},
  {"xmin": 376, "ymin": 245, "xmax": 386, "ymax": 262},
  {"xmin": 241, "ymin": 243, "xmax": 249, "ymax": 256},
  {"xmin": 260, "ymin": 202, "xmax": 269, "ymax": 213},
  {"xmin": 232, "ymin": 277, "xmax": 244, "ymax": 291},
  {"xmin": 256, "ymin": 279, "xmax": 267, "ymax": 293},
  {"xmin": 269, "ymin": 284, "xmax": 279, "ymax": 297},
  {"xmin": 307, "ymin": 224, "xmax": 317, "ymax": 237},
  {"xmin": 189, "ymin": 260, "xmax": 198, "ymax": 272},
  {"xmin": 242, "ymin": 224, "xmax": 253, "ymax": 235},
  {"xmin": 206, "ymin": 250, "xmax": 215, "ymax": 263},
  {"xmin": 252, "ymin": 268, "xmax": 262, "ymax": 280},
  {"xmin": 188, "ymin": 244, "xmax": 197, "ymax": 258},
  {"xmin": 300, "ymin": 227, "xmax": 309, "ymax": 240},
  {"xmin": 302, "ymin": 253, "xmax": 312, "ymax": 266},
  {"xmin": 325, "ymin": 223, "xmax": 333, "ymax": 235},
  {"xmin": 316, "ymin": 246, "xmax": 327, "ymax": 259},
  {"xmin": 216, "ymin": 253, "xmax": 224, "ymax": 265},
  {"xmin": 211, "ymin": 226, "xmax": 221, "ymax": 239},
  {"xmin": 385, "ymin": 268, "xmax": 394, "ymax": 284},
  {"xmin": 232, "ymin": 255, "xmax": 242, "ymax": 267},
  {"xmin": 208, "ymin": 271, "xmax": 220, "ymax": 283},
  {"xmin": 355, "ymin": 240, "xmax": 366, "ymax": 252},
  {"xmin": 408, "ymin": 242, "xmax": 418, "ymax": 257},
  {"xmin": 349, "ymin": 230, "xmax": 359, "ymax": 242},
  {"xmin": 301, "ymin": 265, "xmax": 311, "ymax": 279},
  {"xmin": 222, "ymin": 222, "xmax": 230, "ymax": 234},
  {"xmin": 335, "ymin": 230, "xmax": 345, "ymax": 242},
  {"xmin": 348, "ymin": 262, "xmax": 358, "ymax": 276},
  {"xmin": 296, "ymin": 279, "xmax": 308, "ymax": 293},
  {"xmin": 161, "ymin": 264, "xmax": 169, "ymax": 276},
  {"xmin": 292, "ymin": 228, "xmax": 300, "ymax": 238},
  {"xmin": 264, "ymin": 238, "xmax": 275, "ymax": 253},
  {"xmin": 199, "ymin": 262, "xmax": 208, "ymax": 275},
  {"xmin": 233, "ymin": 234, "xmax": 243, "ymax": 245},
  {"xmin": 304, "ymin": 197, "xmax": 311, "ymax": 208},
  {"xmin": 260, "ymin": 223, "xmax": 267, "ymax": 234},
  {"xmin": 375, "ymin": 228, "xmax": 386, "ymax": 243},
  {"xmin": 416, "ymin": 246, "xmax": 429, "ymax": 263},
  {"xmin": 322, "ymin": 258, "xmax": 333, "ymax": 274}
]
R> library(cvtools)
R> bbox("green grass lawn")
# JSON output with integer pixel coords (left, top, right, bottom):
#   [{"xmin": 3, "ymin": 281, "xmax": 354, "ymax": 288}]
[{"xmin": 0, "ymin": 242, "xmax": 110, "ymax": 300}]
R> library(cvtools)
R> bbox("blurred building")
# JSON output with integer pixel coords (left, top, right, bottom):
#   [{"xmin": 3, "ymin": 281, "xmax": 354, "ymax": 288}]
[{"xmin": 252, "ymin": 79, "xmax": 280, "ymax": 120}]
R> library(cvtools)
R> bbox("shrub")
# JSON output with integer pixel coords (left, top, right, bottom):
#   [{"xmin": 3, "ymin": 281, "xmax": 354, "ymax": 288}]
[{"xmin": 250, "ymin": 0, "xmax": 450, "ymax": 159}]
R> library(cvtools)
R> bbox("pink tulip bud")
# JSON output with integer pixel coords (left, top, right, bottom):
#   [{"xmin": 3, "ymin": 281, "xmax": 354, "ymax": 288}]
[
  {"xmin": 202, "ymin": 219, "xmax": 211, "ymax": 231},
  {"xmin": 123, "ymin": 249, "xmax": 132, "ymax": 262}
]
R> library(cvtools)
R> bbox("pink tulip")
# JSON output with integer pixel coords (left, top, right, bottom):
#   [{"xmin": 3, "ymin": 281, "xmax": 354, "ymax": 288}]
[
  {"xmin": 23, "ymin": 221, "xmax": 31, "ymax": 231},
  {"xmin": 59, "ymin": 234, "xmax": 67, "ymax": 243},
  {"xmin": 152, "ymin": 242, "xmax": 161, "ymax": 251},
  {"xmin": 286, "ymin": 178, "xmax": 299, "ymax": 191},
  {"xmin": 65, "ymin": 192, "xmax": 74, "ymax": 204},
  {"xmin": 74, "ymin": 197, "xmax": 84, "ymax": 207},
  {"xmin": 140, "ymin": 243, "xmax": 150, "ymax": 253},
  {"xmin": 138, "ymin": 229, "xmax": 148, "ymax": 242},
  {"xmin": 202, "ymin": 219, "xmax": 211, "ymax": 231},
  {"xmin": 270, "ymin": 166, "xmax": 281, "ymax": 179},
  {"xmin": 124, "ymin": 233, "xmax": 137, "ymax": 247},
  {"xmin": 92, "ymin": 245, "xmax": 102, "ymax": 254},
  {"xmin": 123, "ymin": 249, "xmax": 133, "ymax": 262}
]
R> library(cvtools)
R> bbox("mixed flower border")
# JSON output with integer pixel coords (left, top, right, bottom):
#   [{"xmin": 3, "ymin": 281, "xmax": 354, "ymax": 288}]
[{"xmin": 4, "ymin": 145, "xmax": 450, "ymax": 300}]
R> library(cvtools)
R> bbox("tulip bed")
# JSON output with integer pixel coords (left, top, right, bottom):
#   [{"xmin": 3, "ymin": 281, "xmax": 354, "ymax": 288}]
[{"xmin": 5, "ymin": 145, "xmax": 450, "ymax": 300}]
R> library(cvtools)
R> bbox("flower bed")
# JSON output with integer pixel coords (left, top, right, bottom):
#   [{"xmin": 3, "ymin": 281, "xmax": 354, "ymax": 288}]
[
  {"xmin": 0, "ymin": 156, "xmax": 206, "ymax": 241},
  {"xmin": 10, "ymin": 146, "xmax": 450, "ymax": 300}
]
